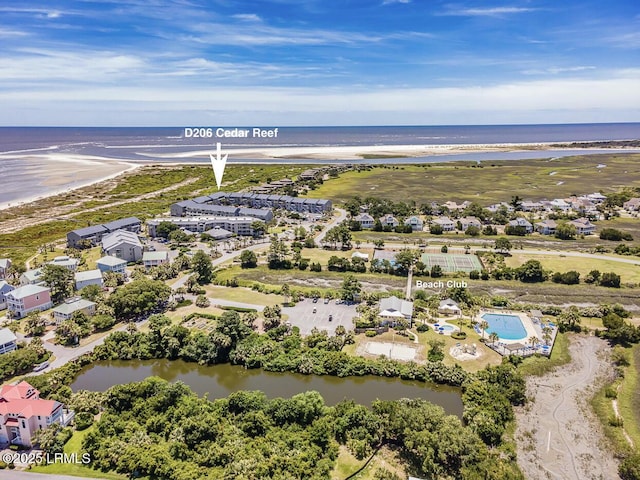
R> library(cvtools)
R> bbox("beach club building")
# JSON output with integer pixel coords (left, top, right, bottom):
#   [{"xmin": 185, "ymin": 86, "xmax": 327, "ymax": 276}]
[
  {"xmin": 0, "ymin": 381, "xmax": 74, "ymax": 447},
  {"xmin": 6, "ymin": 285, "xmax": 53, "ymax": 319},
  {"xmin": 379, "ymin": 296, "xmax": 414, "ymax": 325}
]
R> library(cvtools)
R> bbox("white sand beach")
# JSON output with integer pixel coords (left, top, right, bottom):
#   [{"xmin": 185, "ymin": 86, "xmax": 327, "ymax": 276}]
[{"xmin": 0, "ymin": 153, "xmax": 139, "ymax": 210}]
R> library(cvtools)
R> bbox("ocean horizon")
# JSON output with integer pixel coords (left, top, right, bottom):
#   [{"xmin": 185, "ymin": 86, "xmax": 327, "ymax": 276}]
[{"xmin": 1, "ymin": 123, "xmax": 639, "ymax": 207}]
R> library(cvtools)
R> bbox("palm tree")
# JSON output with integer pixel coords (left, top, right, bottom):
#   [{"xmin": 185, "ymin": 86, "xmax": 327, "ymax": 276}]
[
  {"xmin": 542, "ymin": 326, "xmax": 552, "ymax": 346},
  {"xmin": 479, "ymin": 320, "xmax": 489, "ymax": 340},
  {"xmin": 488, "ymin": 332, "xmax": 499, "ymax": 346},
  {"xmin": 528, "ymin": 335, "xmax": 539, "ymax": 349}
]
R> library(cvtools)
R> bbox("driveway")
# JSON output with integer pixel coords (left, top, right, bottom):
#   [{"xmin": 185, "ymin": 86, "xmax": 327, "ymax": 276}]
[{"xmin": 282, "ymin": 298, "xmax": 356, "ymax": 336}]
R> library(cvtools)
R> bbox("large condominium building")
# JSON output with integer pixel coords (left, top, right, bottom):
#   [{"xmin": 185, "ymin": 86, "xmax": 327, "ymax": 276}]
[
  {"xmin": 170, "ymin": 191, "xmax": 332, "ymax": 217},
  {"xmin": 66, "ymin": 217, "xmax": 142, "ymax": 249},
  {"xmin": 147, "ymin": 216, "xmax": 261, "ymax": 237}
]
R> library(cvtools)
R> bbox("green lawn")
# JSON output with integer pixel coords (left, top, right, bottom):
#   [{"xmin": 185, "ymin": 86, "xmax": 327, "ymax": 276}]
[
  {"xmin": 30, "ymin": 426, "xmax": 126, "ymax": 479},
  {"xmin": 517, "ymin": 332, "xmax": 571, "ymax": 377},
  {"xmin": 616, "ymin": 344, "xmax": 640, "ymax": 450},
  {"xmin": 505, "ymin": 253, "xmax": 640, "ymax": 284},
  {"xmin": 203, "ymin": 285, "xmax": 283, "ymax": 306}
]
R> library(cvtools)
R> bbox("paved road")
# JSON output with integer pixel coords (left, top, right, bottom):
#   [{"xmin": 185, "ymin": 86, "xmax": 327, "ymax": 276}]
[{"xmin": 315, "ymin": 208, "xmax": 347, "ymax": 245}]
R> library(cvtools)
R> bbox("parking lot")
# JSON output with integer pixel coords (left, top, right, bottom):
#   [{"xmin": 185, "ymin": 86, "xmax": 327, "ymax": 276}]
[{"xmin": 282, "ymin": 299, "xmax": 357, "ymax": 336}]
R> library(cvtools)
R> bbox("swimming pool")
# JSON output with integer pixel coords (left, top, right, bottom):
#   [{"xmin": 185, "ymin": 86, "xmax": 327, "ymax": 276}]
[
  {"xmin": 481, "ymin": 313, "xmax": 527, "ymax": 340},
  {"xmin": 439, "ymin": 325, "xmax": 455, "ymax": 332}
]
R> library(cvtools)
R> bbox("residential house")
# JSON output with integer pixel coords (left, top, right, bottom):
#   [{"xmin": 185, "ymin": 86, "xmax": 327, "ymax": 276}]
[
  {"xmin": 19, "ymin": 268, "xmax": 44, "ymax": 286},
  {"xmin": 96, "ymin": 256, "xmax": 127, "ymax": 276},
  {"xmin": 549, "ymin": 199, "xmax": 571, "ymax": 212},
  {"xmin": 102, "ymin": 230, "xmax": 143, "ymax": 262},
  {"xmin": 432, "ymin": 217, "xmax": 456, "ymax": 232},
  {"xmin": 74, "ymin": 269, "xmax": 103, "ymax": 291},
  {"xmin": 52, "ymin": 297, "xmax": 96, "ymax": 324},
  {"xmin": 48, "ymin": 256, "xmax": 79, "ymax": 272},
  {"xmin": 6, "ymin": 285, "xmax": 53, "ymax": 319},
  {"xmin": 535, "ymin": 219, "xmax": 557, "ymax": 235},
  {"xmin": 0, "ymin": 328, "xmax": 17, "ymax": 355},
  {"xmin": 379, "ymin": 214, "xmax": 399, "ymax": 228},
  {"xmin": 142, "ymin": 251, "xmax": 170, "ymax": 269},
  {"xmin": 623, "ymin": 198, "xmax": 640, "ymax": 212},
  {"xmin": 438, "ymin": 298, "xmax": 461, "ymax": 316},
  {"xmin": 570, "ymin": 217, "xmax": 596, "ymax": 235},
  {"xmin": 520, "ymin": 201, "xmax": 544, "ymax": 212},
  {"xmin": 353, "ymin": 213, "xmax": 375, "ymax": 229},
  {"xmin": 379, "ymin": 296, "xmax": 414, "ymax": 324},
  {"xmin": 404, "ymin": 215, "xmax": 424, "ymax": 232},
  {"xmin": 0, "ymin": 259, "xmax": 11, "ymax": 280},
  {"xmin": 507, "ymin": 218, "xmax": 533, "ymax": 234},
  {"xmin": 0, "ymin": 281, "xmax": 15, "ymax": 310},
  {"xmin": 458, "ymin": 216, "xmax": 482, "ymax": 231},
  {"xmin": 586, "ymin": 192, "xmax": 607, "ymax": 203},
  {"xmin": 0, "ymin": 381, "xmax": 74, "ymax": 447},
  {"xmin": 487, "ymin": 202, "xmax": 514, "ymax": 213}
]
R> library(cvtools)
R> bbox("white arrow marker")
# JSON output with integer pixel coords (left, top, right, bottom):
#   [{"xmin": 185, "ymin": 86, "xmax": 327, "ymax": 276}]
[{"xmin": 209, "ymin": 142, "xmax": 228, "ymax": 190}]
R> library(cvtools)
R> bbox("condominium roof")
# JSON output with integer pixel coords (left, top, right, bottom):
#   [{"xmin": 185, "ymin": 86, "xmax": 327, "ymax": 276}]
[{"xmin": 102, "ymin": 230, "xmax": 142, "ymax": 250}]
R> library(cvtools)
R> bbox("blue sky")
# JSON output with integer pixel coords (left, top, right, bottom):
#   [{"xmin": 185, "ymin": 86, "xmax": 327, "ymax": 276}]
[{"xmin": 0, "ymin": 0, "xmax": 639, "ymax": 125}]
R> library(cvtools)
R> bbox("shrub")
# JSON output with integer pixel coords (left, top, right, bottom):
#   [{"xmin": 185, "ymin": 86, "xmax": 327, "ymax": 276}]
[
  {"xmin": 75, "ymin": 411, "xmax": 94, "ymax": 430},
  {"xmin": 416, "ymin": 323, "xmax": 429, "ymax": 333},
  {"xmin": 609, "ymin": 415, "xmax": 624, "ymax": 427},
  {"xmin": 604, "ymin": 387, "xmax": 618, "ymax": 399},
  {"xmin": 365, "ymin": 330, "xmax": 378, "ymax": 337},
  {"xmin": 219, "ymin": 306, "xmax": 257, "ymax": 313},
  {"xmin": 451, "ymin": 331, "xmax": 467, "ymax": 340}
]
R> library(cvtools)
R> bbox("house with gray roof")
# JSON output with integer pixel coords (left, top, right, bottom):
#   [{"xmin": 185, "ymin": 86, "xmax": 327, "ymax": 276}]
[
  {"xmin": 75, "ymin": 269, "xmax": 103, "ymax": 291},
  {"xmin": 379, "ymin": 296, "xmax": 414, "ymax": 324},
  {"xmin": 20, "ymin": 268, "xmax": 44, "ymax": 286},
  {"xmin": 432, "ymin": 217, "xmax": 456, "ymax": 231},
  {"xmin": 48, "ymin": 256, "xmax": 79, "ymax": 272},
  {"xmin": 0, "ymin": 328, "xmax": 17, "ymax": 355},
  {"xmin": 142, "ymin": 251, "xmax": 170, "ymax": 269},
  {"xmin": 0, "ymin": 259, "xmax": 11, "ymax": 280},
  {"xmin": 52, "ymin": 297, "xmax": 96, "ymax": 324},
  {"xmin": 101, "ymin": 230, "xmax": 142, "ymax": 262},
  {"xmin": 96, "ymin": 256, "xmax": 127, "ymax": 275},
  {"xmin": 535, "ymin": 219, "xmax": 557, "ymax": 235},
  {"xmin": 354, "ymin": 213, "xmax": 375, "ymax": 229},
  {"xmin": 507, "ymin": 218, "xmax": 533, "ymax": 233},
  {"xmin": 0, "ymin": 281, "xmax": 15, "ymax": 310},
  {"xmin": 404, "ymin": 215, "xmax": 424, "ymax": 232},
  {"xmin": 6, "ymin": 284, "xmax": 53, "ymax": 319}
]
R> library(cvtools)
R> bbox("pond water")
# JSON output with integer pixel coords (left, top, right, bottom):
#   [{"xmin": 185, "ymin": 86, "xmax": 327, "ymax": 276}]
[{"xmin": 72, "ymin": 359, "xmax": 464, "ymax": 417}]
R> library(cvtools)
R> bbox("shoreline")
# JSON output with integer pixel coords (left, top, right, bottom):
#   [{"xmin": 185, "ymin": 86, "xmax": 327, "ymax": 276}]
[{"xmin": 0, "ymin": 154, "xmax": 139, "ymax": 211}]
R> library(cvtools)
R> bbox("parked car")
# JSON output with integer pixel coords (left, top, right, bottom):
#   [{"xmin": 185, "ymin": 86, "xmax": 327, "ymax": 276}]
[
  {"xmin": 324, "ymin": 298, "xmax": 329, "ymax": 304},
  {"xmin": 328, "ymin": 315, "xmax": 333, "ymax": 322}
]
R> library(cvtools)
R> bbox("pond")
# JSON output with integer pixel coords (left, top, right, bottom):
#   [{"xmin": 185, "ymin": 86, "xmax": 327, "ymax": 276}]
[{"xmin": 72, "ymin": 359, "xmax": 464, "ymax": 417}]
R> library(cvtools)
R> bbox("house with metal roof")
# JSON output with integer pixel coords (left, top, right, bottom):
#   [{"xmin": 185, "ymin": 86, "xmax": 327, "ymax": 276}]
[
  {"xmin": 0, "ymin": 281, "xmax": 15, "ymax": 310},
  {"xmin": 96, "ymin": 255, "xmax": 128, "ymax": 275},
  {"xmin": 6, "ymin": 284, "xmax": 53, "ymax": 319},
  {"xmin": 48, "ymin": 255, "xmax": 79, "ymax": 272},
  {"xmin": 19, "ymin": 268, "xmax": 44, "ymax": 286},
  {"xmin": 52, "ymin": 297, "xmax": 96, "ymax": 324},
  {"xmin": 0, "ymin": 258, "xmax": 11, "ymax": 280},
  {"xmin": 0, "ymin": 328, "xmax": 17, "ymax": 354},
  {"xmin": 379, "ymin": 296, "xmax": 414, "ymax": 324},
  {"xmin": 142, "ymin": 251, "xmax": 170, "ymax": 269},
  {"xmin": 101, "ymin": 230, "xmax": 143, "ymax": 262},
  {"xmin": 75, "ymin": 269, "xmax": 103, "ymax": 291}
]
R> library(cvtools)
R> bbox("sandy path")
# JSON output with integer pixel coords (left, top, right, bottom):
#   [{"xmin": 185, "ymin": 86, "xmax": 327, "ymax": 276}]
[{"xmin": 515, "ymin": 335, "xmax": 620, "ymax": 480}]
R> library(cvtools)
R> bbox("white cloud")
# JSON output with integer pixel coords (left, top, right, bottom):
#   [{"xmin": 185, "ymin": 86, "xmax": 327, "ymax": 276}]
[
  {"xmin": 441, "ymin": 6, "xmax": 537, "ymax": 17},
  {"xmin": 382, "ymin": 0, "xmax": 411, "ymax": 5},
  {"xmin": 1, "ymin": 74, "xmax": 638, "ymax": 126},
  {"xmin": 232, "ymin": 13, "xmax": 262, "ymax": 22},
  {"xmin": 521, "ymin": 66, "xmax": 596, "ymax": 75}
]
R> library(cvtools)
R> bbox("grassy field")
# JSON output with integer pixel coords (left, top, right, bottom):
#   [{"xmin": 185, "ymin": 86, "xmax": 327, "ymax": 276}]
[
  {"xmin": 203, "ymin": 285, "xmax": 283, "ymax": 306},
  {"xmin": 617, "ymin": 345, "xmax": 640, "ymax": 450},
  {"xmin": 305, "ymin": 154, "xmax": 640, "ymax": 205},
  {"xmin": 517, "ymin": 333, "xmax": 571, "ymax": 377},
  {"xmin": 30, "ymin": 426, "xmax": 125, "ymax": 479},
  {"xmin": 331, "ymin": 445, "xmax": 406, "ymax": 480},
  {"xmin": 505, "ymin": 253, "xmax": 640, "ymax": 284}
]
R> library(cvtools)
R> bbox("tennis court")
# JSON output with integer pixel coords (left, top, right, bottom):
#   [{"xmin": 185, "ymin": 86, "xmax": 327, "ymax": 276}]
[{"xmin": 421, "ymin": 253, "xmax": 483, "ymax": 273}]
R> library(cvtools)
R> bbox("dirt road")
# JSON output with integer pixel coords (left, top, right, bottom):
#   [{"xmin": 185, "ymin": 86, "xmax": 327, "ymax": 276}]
[{"xmin": 515, "ymin": 335, "xmax": 620, "ymax": 480}]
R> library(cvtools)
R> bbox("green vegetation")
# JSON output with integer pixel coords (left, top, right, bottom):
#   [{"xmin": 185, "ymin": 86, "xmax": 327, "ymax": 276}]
[
  {"xmin": 305, "ymin": 155, "xmax": 640, "ymax": 204},
  {"xmin": 73, "ymin": 377, "xmax": 521, "ymax": 480},
  {"xmin": 517, "ymin": 333, "xmax": 571, "ymax": 377},
  {"xmin": 0, "ymin": 339, "xmax": 50, "ymax": 382}
]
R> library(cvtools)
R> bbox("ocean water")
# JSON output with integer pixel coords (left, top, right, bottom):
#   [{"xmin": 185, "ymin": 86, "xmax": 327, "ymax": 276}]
[{"xmin": 0, "ymin": 123, "xmax": 639, "ymax": 206}]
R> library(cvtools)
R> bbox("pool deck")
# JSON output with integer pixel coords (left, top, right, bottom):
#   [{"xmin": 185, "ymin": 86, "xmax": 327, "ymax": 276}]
[
  {"xmin": 476, "ymin": 309, "xmax": 558, "ymax": 357},
  {"xmin": 428, "ymin": 320, "xmax": 458, "ymax": 336}
]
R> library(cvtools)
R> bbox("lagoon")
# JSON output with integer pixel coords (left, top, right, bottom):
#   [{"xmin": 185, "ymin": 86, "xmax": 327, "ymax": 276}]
[{"xmin": 71, "ymin": 359, "xmax": 464, "ymax": 417}]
